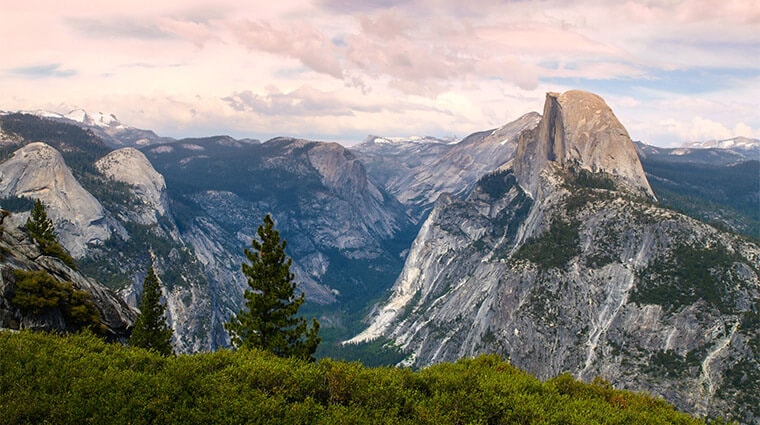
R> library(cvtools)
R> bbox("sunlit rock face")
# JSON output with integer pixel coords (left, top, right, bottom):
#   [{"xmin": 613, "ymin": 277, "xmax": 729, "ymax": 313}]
[
  {"xmin": 0, "ymin": 142, "xmax": 110, "ymax": 258},
  {"xmin": 514, "ymin": 90, "xmax": 654, "ymax": 199},
  {"xmin": 95, "ymin": 147, "xmax": 170, "ymax": 225},
  {"xmin": 350, "ymin": 91, "xmax": 760, "ymax": 423}
]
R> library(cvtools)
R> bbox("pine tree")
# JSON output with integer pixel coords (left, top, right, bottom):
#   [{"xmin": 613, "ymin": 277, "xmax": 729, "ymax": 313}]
[
  {"xmin": 225, "ymin": 214, "xmax": 320, "ymax": 361},
  {"xmin": 129, "ymin": 266, "xmax": 173, "ymax": 356},
  {"xmin": 26, "ymin": 199, "xmax": 56, "ymax": 245},
  {"xmin": 25, "ymin": 199, "xmax": 76, "ymax": 269}
]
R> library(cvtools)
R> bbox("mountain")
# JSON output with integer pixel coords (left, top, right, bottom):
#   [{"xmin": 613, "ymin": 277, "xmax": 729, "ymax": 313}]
[
  {"xmin": 0, "ymin": 210, "xmax": 135, "ymax": 339},
  {"xmin": 351, "ymin": 113, "xmax": 540, "ymax": 222},
  {"xmin": 349, "ymin": 90, "xmax": 760, "ymax": 422},
  {"xmin": 634, "ymin": 142, "xmax": 760, "ymax": 239},
  {"xmin": 683, "ymin": 136, "xmax": 760, "ymax": 154},
  {"xmin": 0, "ymin": 142, "xmax": 112, "ymax": 258},
  {"xmin": 1, "ymin": 108, "xmax": 171, "ymax": 148},
  {"xmin": 0, "ymin": 113, "xmax": 417, "ymax": 353},
  {"xmin": 142, "ymin": 137, "xmax": 416, "ymax": 312},
  {"xmin": 3, "ymin": 95, "xmax": 759, "ymax": 421},
  {"xmin": 94, "ymin": 147, "xmax": 170, "ymax": 225}
]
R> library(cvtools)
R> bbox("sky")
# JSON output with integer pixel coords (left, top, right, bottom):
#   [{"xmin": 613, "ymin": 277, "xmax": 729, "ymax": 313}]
[{"xmin": 1, "ymin": 0, "xmax": 759, "ymax": 147}]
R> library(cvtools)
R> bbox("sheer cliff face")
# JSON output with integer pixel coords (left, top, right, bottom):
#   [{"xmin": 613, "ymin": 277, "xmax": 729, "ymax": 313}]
[
  {"xmin": 350, "ymin": 91, "xmax": 760, "ymax": 422},
  {"xmin": 515, "ymin": 91, "xmax": 654, "ymax": 199},
  {"xmin": 0, "ymin": 142, "xmax": 110, "ymax": 258}
]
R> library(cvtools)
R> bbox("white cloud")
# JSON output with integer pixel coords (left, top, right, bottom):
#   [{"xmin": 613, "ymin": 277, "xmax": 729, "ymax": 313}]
[{"xmin": 0, "ymin": 0, "xmax": 758, "ymax": 145}]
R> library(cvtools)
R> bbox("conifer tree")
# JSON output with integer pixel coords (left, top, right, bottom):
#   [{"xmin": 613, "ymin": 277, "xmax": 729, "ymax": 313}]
[
  {"xmin": 25, "ymin": 199, "xmax": 76, "ymax": 269},
  {"xmin": 26, "ymin": 199, "xmax": 56, "ymax": 245},
  {"xmin": 129, "ymin": 266, "xmax": 173, "ymax": 356},
  {"xmin": 225, "ymin": 214, "xmax": 320, "ymax": 361}
]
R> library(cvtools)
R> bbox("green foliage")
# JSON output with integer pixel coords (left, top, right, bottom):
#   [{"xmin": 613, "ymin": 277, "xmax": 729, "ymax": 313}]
[
  {"xmin": 645, "ymin": 350, "xmax": 690, "ymax": 378},
  {"xmin": 566, "ymin": 165, "xmax": 617, "ymax": 191},
  {"xmin": 226, "ymin": 214, "xmax": 321, "ymax": 361},
  {"xmin": 10, "ymin": 269, "xmax": 103, "ymax": 333},
  {"xmin": 25, "ymin": 199, "xmax": 77, "ymax": 269},
  {"xmin": 26, "ymin": 199, "xmax": 56, "ymax": 244},
  {"xmin": 0, "ymin": 331, "xmax": 707, "ymax": 425},
  {"xmin": 513, "ymin": 219, "xmax": 581, "ymax": 269},
  {"xmin": 130, "ymin": 267, "xmax": 174, "ymax": 356},
  {"xmin": 476, "ymin": 169, "xmax": 517, "ymax": 199},
  {"xmin": 631, "ymin": 243, "xmax": 740, "ymax": 314}
]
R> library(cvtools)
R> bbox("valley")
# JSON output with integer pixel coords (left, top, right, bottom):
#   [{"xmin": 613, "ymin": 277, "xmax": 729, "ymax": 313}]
[{"xmin": 1, "ymin": 91, "xmax": 758, "ymax": 422}]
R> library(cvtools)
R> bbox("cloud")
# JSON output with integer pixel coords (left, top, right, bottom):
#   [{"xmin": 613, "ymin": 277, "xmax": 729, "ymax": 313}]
[
  {"xmin": 223, "ymin": 85, "xmax": 367, "ymax": 116},
  {"xmin": 733, "ymin": 122, "xmax": 759, "ymax": 139},
  {"xmin": 660, "ymin": 116, "xmax": 750, "ymax": 143},
  {"xmin": 228, "ymin": 20, "xmax": 344, "ymax": 79},
  {"xmin": 1, "ymin": 0, "xmax": 759, "ymax": 146},
  {"xmin": 157, "ymin": 17, "xmax": 220, "ymax": 46},
  {"xmin": 8, "ymin": 64, "xmax": 76, "ymax": 79},
  {"xmin": 66, "ymin": 17, "xmax": 173, "ymax": 40},
  {"xmin": 313, "ymin": 0, "xmax": 410, "ymax": 14}
]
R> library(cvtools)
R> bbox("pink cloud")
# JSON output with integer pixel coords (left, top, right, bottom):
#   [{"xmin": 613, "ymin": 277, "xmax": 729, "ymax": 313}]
[
  {"xmin": 157, "ymin": 18, "xmax": 220, "ymax": 47},
  {"xmin": 229, "ymin": 20, "xmax": 344, "ymax": 79},
  {"xmin": 222, "ymin": 84, "xmax": 390, "ymax": 116},
  {"xmin": 357, "ymin": 8, "xmax": 414, "ymax": 38}
]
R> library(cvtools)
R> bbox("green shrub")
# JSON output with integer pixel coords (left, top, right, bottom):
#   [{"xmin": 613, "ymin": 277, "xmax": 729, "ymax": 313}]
[
  {"xmin": 0, "ymin": 331, "xmax": 708, "ymax": 424},
  {"xmin": 513, "ymin": 219, "xmax": 581, "ymax": 269},
  {"xmin": 10, "ymin": 269, "xmax": 102, "ymax": 333}
]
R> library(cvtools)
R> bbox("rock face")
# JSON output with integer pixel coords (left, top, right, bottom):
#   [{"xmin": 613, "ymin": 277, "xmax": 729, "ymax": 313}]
[
  {"xmin": 0, "ymin": 142, "xmax": 110, "ymax": 257},
  {"xmin": 350, "ymin": 90, "xmax": 760, "ymax": 423},
  {"xmin": 0, "ymin": 211, "xmax": 135, "ymax": 339},
  {"xmin": 95, "ymin": 147, "xmax": 169, "ymax": 224},
  {"xmin": 514, "ymin": 91, "xmax": 653, "ymax": 199},
  {"xmin": 352, "ymin": 113, "xmax": 540, "ymax": 222},
  {"xmin": 138, "ymin": 136, "xmax": 416, "ymax": 348}
]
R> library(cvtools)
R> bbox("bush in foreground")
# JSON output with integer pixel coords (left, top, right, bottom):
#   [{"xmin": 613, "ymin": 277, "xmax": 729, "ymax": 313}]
[{"xmin": 0, "ymin": 331, "xmax": 705, "ymax": 424}]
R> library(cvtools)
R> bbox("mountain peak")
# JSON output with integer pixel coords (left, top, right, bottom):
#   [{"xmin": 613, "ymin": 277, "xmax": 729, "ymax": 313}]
[
  {"xmin": 0, "ymin": 142, "xmax": 110, "ymax": 257},
  {"xmin": 514, "ymin": 90, "xmax": 654, "ymax": 198},
  {"xmin": 64, "ymin": 109, "xmax": 124, "ymax": 129},
  {"xmin": 683, "ymin": 136, "xmax": 760, "ymax": 151}
]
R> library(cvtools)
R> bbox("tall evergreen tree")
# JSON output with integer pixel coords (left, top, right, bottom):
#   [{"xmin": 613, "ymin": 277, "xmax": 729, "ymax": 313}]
[
  {"xmin": 225, "ymin": 214, "xmax": 320, "ymax": 361},
  {"xmin": 129, "ymin": 266, "xmax": 173, "ymax": 356},
  {"xmin": 25, "ymin": 199, "xmax": 76, "ymax": 269},
  {"xmin": 26, "ymin": 199, "xmax": 56, "ymax": 244}
]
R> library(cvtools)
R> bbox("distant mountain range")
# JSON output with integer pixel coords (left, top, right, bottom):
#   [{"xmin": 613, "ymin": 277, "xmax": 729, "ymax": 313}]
[{"xmin": 1, "ymin": 95, "xmax": 758, "ymax": 423}]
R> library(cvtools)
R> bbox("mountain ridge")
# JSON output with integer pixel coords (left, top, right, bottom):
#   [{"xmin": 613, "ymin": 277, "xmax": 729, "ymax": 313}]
[
  {"xmin": 2, "ymin": 95, "xmax": 759, "ymax": 421},
  {"xmin": 349, "ymin": 90, "xmax": 760, "ymax": 422}
]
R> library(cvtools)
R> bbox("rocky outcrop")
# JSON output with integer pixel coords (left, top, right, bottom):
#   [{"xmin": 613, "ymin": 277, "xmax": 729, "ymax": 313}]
[
  {"xmin": 137, "ymin": 136, "xmax": 417, "ymax": 349},
  {"xmin": 0, "ymin": 211, "xmax": 135, "ymax": 339},
  {"xmin": 514, "ymin": 91, "xmax": 654, "ymax": 199},
  {"xmin": 0, "ymin": 142, "xmax": 110, "ymax": 258},
  {"xmin": 352, "ymin": 113, "xmax": 540, "ymax": 222},
  {"xmin": 350, "ymin": 91, "xmax": 760, "ymax": 422},
  {"xmin": 95, "ymin": 147, "xmax": 169, "ymax": 225}
]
